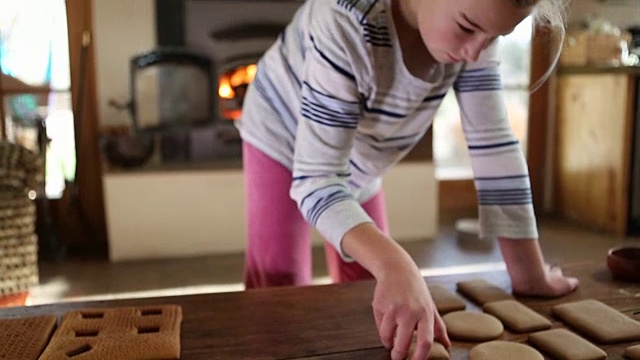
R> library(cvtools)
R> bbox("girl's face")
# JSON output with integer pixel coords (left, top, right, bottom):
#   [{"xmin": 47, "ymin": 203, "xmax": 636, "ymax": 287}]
[{"xmin": 414, "ymin": 0, "xmax": 533, "ymax": 63}]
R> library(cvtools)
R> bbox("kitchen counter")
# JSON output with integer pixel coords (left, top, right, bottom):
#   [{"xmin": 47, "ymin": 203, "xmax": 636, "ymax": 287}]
[{"xmin": 2, "ymin": 261, "xmax": 638, "ymax": 359}]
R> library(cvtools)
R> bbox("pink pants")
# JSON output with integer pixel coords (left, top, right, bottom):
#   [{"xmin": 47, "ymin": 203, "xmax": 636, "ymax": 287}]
[{"xmin": 242, "ymin": 141, "xmax": 389, "ymax": 288}]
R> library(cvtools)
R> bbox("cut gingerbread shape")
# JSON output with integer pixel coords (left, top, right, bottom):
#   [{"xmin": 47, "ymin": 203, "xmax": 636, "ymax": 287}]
[
  {"xmin": 442, "ymin": 311, "xmax": 504, "ymax": 342},
  {"xmin": 428, "ymin": 284, "xmax": 466, "ymax": 314},
  {"xmin": 456, "ymin": 279, "xmax": 513, "ymax": 305},
  {"xmin": 528, "ymin": 328, "xmax": 607, "ymax": 360},
  {"xmin": 470, "ymin": 340, "xmax": 544, "ymax": 360},
  {"xmin": 0, "ymin": 315, "xmax": 57, "ymax": 360},
  {"xmin": 482, "ymin": 300, "xmax": 552, "ymax": 333},
  {"xmin": 39, "ymin": 305, "xmax": 182, "ymax": 360},
  {"xmin": 552, "ymin": 299, "xmax": 640, "ymax": 344},
  {"xmin": 625, "ymin": 344, "xmax": 640, "ymax": 360}
]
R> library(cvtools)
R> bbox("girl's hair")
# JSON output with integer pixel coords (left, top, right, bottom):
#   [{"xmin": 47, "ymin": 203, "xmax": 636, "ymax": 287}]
[
  {"xmin": 514, "ymin": 0, "xmax": 567, "ymax": 29},
  {"xmin": 511, "ymin": 0, "xmax": 569, "ymax": 92}
]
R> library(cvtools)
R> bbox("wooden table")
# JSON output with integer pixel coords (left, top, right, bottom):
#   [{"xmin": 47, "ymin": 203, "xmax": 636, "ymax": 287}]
[{"xmin": 1, "ymin": 261, "xmax": 639, "ymax": 359}]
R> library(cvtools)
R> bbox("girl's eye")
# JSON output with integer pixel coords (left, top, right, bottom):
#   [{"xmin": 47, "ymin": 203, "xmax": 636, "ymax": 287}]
[{"xmin": 458, "ymin": 23, "xmax": 474, "ymax": 34}]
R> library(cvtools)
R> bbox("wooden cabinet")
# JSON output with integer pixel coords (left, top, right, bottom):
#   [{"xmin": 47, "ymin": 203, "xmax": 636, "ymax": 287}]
[{"xmin": 554, "ymin": 71, "xmax": 637, "ymax": 235}]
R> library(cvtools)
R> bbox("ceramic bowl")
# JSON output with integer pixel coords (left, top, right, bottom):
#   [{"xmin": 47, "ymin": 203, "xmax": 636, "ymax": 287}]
[{"xmin": 607, "ymin": 245, "xmax": 640, "ymax": 282}]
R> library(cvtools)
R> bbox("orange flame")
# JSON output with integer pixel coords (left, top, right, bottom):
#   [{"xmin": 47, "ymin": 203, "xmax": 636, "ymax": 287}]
[
  {"xmin": 218, "ymin": 77, "xmax": 235, "ymax": 99},
  {"xmin": 218, "ymin": 64, "xmax": 258, "ymax": 120},
  {"xmin": 218, "ymin": 64, "xmax": 257, "ymax": 99}
]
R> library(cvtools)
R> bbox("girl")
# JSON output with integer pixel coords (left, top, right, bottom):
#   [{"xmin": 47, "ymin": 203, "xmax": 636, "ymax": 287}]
[{"xmin": 236, "ymin": 0, "xmax": 577, "ymax": 359}]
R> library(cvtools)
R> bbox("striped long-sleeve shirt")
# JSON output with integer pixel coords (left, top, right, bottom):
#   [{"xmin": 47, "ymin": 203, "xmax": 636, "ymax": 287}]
[{"xmin": 236, "ymin": 0, "xmax": 538, "ymax": 259}]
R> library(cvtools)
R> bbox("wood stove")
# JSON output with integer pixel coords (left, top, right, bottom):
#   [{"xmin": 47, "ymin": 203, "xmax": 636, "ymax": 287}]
[{"xmin": 152, "ymin": 0, "xmax": 303, "ymax": 164}]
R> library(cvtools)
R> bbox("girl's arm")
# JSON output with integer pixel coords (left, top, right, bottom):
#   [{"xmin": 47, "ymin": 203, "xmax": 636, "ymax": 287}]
[
  {"xmin": 342, "ymin": 223, "xmax": 451, "ymax": 360},
  {"xmin": 454, "ymin": 41, "xmax": 577, "ymax": 298}
]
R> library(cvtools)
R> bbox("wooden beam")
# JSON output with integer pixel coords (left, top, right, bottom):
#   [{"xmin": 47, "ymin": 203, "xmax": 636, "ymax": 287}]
[
  {"xmin": 0, "ymin": 71, "xmax": 5, "ymax": 139},
  {"xmin": 1, "ymin": 87, "xmax": 52, "ymax": 95},
  {"xmin": 64, "ymin": 0, "xmax": 108, "ymax": 251},
  {"xmin": 526, "ymin": 26, "xmax": 554, "ymax": 213}
]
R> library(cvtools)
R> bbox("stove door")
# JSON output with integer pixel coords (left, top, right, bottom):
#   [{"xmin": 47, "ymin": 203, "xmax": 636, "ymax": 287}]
[{"xmin": 130, "ymin": 49, "xmax": 215, "ymax": 133}]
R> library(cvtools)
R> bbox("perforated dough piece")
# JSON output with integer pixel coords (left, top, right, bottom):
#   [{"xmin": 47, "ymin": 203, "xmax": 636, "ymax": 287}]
[
  {"xmin": 442, "ymin": 311, "xmax": 503, "ymax": 342},
  {"xmin": 39, "ymin": 305, "xmax": 182, "ymax": 360},
  {"xmin": 528, "ymin": 328, "xmax": 606, "ymax": 360},
  {"xmin": 469, "ymin": 341, "xmax": 544, "ymax": 360},
  {"xmin": 552, "ymin": 299, "xmax": 640, "ymax": 344},
  {"xmin": 483, "ymin": 299, "xmax": 552, "ymax": 333}
]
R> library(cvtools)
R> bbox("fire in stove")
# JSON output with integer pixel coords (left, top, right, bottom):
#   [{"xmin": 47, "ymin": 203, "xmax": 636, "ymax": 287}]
[{"xmin": 218, "ymin": 64, "xmax": 257, "ymax": 121}]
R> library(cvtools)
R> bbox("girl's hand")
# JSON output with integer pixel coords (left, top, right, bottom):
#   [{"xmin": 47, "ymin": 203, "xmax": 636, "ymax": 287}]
[
  {"xmin": 340, "ymin": 223, "xmax": 450, "ymax": 360},
  {"xmin": 372, "ymin": 263, "xmax": 450, "ymax": 360},
  {"xmin": 511, "ymin": 263, "xmax": 579, "ymax": 297},
  {"xmin": 498, "ymin": 238, "xmax": 579, "ymax": 297}
]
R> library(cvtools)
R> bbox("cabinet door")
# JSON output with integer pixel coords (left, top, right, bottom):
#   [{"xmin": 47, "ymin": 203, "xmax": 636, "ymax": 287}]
[{"xmin": 555, "ymin": 73, "xmax": 635, "ymax": 235}]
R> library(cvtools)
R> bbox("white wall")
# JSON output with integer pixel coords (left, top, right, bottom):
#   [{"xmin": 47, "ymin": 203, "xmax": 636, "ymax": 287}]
[
  {"xmin": 92, "ymin": 0, "xmax": 156, "ymax": 127},
  {"xmin": 104, "ymin": 163, "xmax": 438, "ymax": 262}
]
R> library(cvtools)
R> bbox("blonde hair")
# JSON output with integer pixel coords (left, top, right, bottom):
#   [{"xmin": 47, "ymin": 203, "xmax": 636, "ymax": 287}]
[
  {"xmin": 513, "ymin": 0, "xmax": 567, "ymax": 28},
  {"xmin": 512, "ymin": 0, "xmax": 568, "ymax": 92}
]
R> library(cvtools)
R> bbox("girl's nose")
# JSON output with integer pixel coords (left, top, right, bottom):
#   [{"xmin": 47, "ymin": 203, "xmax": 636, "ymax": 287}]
[
  {"xmin": 462, "ymin": 46, "xmax": 481, "ymax": 62},
  {"xmin": 462, "ymin": 39, "xmax": 485, "ymax": 62}
]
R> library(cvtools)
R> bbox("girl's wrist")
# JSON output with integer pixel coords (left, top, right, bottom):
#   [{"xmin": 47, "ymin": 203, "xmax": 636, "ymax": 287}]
[
  {"xmin": 342, "ymin": 223, "xmax": 416, "ymax": 280},
  {"xmin": 497, "ymin": 237, "xmax": 547, "ymax": 286}
]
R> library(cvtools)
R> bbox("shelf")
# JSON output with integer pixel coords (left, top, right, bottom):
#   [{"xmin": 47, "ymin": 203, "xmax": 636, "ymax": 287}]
[{"xmin": 558, "ymin": 65, "xmax": 640, "ymax": 75}]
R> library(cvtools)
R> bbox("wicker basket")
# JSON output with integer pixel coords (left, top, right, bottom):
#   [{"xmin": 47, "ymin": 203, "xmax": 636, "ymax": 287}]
[
  {"xmin": 0, "ymin": 234, "xmax": 38, "ymax": 296},
  {"xmin": 0, "ymin": 193, "xmax": 39, "ymax": 296},
  {"xmin": 0, "ymin": 141, "xmax": 42, "ymax": 297}
]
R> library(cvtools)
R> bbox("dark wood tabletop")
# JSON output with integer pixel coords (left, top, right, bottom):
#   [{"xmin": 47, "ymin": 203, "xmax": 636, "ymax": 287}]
[{"xmin": 1, "ymin": 260, "xmax": 639, "ymax": 360}]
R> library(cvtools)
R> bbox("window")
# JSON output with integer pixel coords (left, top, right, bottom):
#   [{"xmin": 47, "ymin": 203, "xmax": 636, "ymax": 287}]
[
  {"xmin": 0, "ymin": 0, "xmax": 76, "ymax": 198},
  {"xmin": 433, "ymin": 17, "xmax": 533, "ymax": 180}
]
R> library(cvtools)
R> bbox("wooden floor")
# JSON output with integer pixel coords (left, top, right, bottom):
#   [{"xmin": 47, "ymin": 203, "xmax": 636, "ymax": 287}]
[{"xmin": 29, "ymin": 217, "xmax": 639, "ymax": 305}]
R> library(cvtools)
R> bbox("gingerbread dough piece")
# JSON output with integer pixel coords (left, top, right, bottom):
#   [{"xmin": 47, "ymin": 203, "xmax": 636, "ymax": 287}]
[
  {"xmin": 428, "ymin": 284, "xmax": 466, "ymax": 314},
  {"xmin": 428, "ymin": 342, "xmax": 450, "ymax": 360},
  {"xmin": 625, "ymin": 344, "xmax": 640, "ymax": 360},
  {"xmin": 482, "ymin": 300, "xmax": 552, "ymax": 333},
  {"xmin": 528, "ymin": 328, "xmax": 606, "ymax": 360},
  {"xmin": 39, "ymin": 305, "xmax": 182, "ymax": 360},
  {"xmin": 552, "ymin": 299, "xmax": 640, "ymax": 344},
  {"xmin": 0, "ymin": 315, "xmax": 57, "ymax": 360},
  {"xmin": 469, "ymin": 341, "xmax": 544, "ymax": 360},
  {"xmin": 409, "ymin": 340, "xmax": 450, "ymax": 359},
  {"xmin": 456, "ymin": 279, "xmax": 514, "ymax": 305},
  {"xmin": 442, "ymin": 311, "xmax": 503, "ymax": 342}
]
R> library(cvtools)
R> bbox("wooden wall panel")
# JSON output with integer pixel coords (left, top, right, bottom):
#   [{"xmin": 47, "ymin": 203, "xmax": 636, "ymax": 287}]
[{"xmin": 554, "ymin": 73, "xmax": 635, "ymax": 234}]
